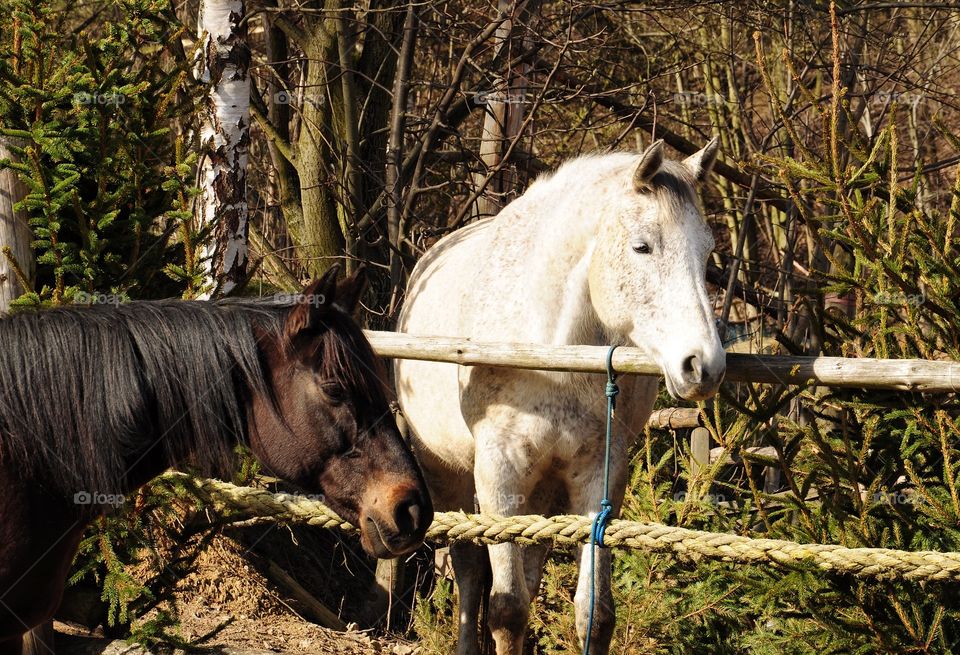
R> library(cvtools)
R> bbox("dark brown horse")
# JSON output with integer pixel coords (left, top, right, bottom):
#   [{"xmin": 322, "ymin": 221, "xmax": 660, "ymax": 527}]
[{"xmin": 0, "ymin": 265, "xmax": 432, "ymax": 655}]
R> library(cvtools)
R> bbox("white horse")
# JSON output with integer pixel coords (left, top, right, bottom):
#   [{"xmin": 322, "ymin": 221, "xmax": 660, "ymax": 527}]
[{"xmin": 396, "ymin": 138, "xmax": 725, "ymax": 655}]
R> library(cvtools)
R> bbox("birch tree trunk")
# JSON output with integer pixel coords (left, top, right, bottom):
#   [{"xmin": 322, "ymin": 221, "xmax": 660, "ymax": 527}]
[
  {"xmin": 195, "ymin": 0, "xmax": 250, "ymax": 296},
  {"xmin": 0, "ymin": 140, "xmax": 32, "ymax": 312}
]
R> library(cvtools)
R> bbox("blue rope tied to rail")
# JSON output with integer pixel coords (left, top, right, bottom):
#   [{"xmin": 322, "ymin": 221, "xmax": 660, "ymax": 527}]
[{"xmin": 583, "ymin": 345, "xmax": 619, "ymax": 655}]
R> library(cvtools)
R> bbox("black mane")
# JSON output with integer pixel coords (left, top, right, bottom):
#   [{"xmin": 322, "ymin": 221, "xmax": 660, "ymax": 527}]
[{"xmin": 0, "ymin": 299, "xmax": 288, "ymax": 501}]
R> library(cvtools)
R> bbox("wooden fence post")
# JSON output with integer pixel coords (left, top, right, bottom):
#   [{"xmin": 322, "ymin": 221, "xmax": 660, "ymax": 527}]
[{"xmin": 690, "ymin": 426, "xmax": 711, "ymax": 479}]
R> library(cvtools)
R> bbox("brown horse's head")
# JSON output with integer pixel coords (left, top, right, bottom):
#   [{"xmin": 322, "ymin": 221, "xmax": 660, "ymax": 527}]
[{"xmin": 249, "ymin": 265, "xmax": 432, "ymax": 558}]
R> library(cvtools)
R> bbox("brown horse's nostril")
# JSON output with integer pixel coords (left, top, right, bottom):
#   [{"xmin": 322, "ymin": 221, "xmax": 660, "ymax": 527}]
[{"xmin": 394, "ymin": 492, "xmax": 423, "ymax": 536}]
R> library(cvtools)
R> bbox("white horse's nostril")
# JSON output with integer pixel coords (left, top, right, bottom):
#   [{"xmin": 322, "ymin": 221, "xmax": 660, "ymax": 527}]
[
  {"xmin": 698, "ymin": 355, "xmax": 726, "ymax": 390},
  {"xmin": 682, "ymin": 353, "xmax": 703, "ymax": 383}
]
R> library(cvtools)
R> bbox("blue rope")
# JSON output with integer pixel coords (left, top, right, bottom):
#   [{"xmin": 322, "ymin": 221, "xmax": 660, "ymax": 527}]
[{"xmin": 583, "ymin": 345, "xmax": 619, "ymax": 655}]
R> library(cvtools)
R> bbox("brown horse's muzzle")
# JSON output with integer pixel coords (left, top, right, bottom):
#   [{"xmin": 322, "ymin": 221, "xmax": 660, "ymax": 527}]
[{"xmin": 358, "ymin": 478, "xmax": 433, "ymax": 558}]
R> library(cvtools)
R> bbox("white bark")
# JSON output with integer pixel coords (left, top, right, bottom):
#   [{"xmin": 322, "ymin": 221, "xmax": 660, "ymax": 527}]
[{"xmin": 195, "ymin": 0, "xmax": 250, "ymax": 297}]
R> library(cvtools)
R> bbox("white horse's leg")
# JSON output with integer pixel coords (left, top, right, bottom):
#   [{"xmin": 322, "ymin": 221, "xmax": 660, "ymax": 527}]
[
  {"xmin": 485, "ymin": 540, "xmax": 530, "ymax": 655},
  {"xmin": 521, "ymin": 545, "xmax": 549, "ymax": 606},
  {"xmin": 481, "ymin": 541, "xmax": 549, "ymax": 655},
  {"xmin": 568, "ymin": 457, "xmax": 629, "ymax": 655},
  {"xmin": 472, "ymin": 429, "xmax": 540, "ymax": 655},
  {"xmin": 519, "ymin": 489, "xmax": 552, "ymax": 618},
  {"xmin": 574, "ymin": 542, "xmax": 614, "ymax": 654}
]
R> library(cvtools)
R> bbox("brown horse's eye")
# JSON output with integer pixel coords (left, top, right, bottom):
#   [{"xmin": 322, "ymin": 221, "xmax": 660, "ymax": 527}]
[{"xmin": 321, "ymin": 382, "xmax": 347, "ymax": 404}]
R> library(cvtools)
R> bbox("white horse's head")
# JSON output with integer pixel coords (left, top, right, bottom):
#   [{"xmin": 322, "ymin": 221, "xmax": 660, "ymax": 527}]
[{"xmin": 588, "ymin": 138, "xmax": 725, "ymax": 400}]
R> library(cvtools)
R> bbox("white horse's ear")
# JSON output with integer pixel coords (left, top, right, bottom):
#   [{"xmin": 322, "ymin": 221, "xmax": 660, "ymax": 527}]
[
  {"xmin": 633, "ymin": 139, "xmax": 664, "ymax": 191},
  {"xmin": 684, "ymin": 136, "xmax": 720, "ymax": 182}
]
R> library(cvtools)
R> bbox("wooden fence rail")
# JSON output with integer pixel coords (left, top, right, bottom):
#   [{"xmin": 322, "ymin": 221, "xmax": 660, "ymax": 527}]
[
  {"xmin": 646, "ymin": 407, "xmax": 703, "ymax": 429},
  {"xmin": 366, "ymin": 331, "xmax": 960, "ymax": 393}
]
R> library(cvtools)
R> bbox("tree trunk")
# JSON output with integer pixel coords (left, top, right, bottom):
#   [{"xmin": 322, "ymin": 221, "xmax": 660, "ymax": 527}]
[
  {"xmin": 0, "ymin": 140, "xmax": 32, "ymax": 311},
  {"xmin": 385, "ymin": 2, "xmax": 418, "ymax": 311},
  {"xmin": 284, "ymin": 17, "xmax": 346, "ymax": 277},
  {"xmin": 472, "ymin": 0, "xmax": 540, "ymax": 219},
  {"xmin": 195, "ymin": 0, "xmax": 251, "ymax": 296},
  {"xmin": 296, "ymin": 34, "xmax": 346, "ymax": 277}
]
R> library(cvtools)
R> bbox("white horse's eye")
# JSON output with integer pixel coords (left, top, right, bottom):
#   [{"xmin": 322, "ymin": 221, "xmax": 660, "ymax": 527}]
[{"xmin": 633, "ymin": 242, "xmax": 651, "ymax": 254}]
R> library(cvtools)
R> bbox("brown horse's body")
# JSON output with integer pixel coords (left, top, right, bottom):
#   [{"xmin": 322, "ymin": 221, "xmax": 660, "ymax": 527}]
[
  {"xmin": 0, "ymin": 266, "xmax": 432, "ymax": 654},
  {"xmin": 0, "ymin": 445, "xmax": 212, "ymax": 654},
  {"xmin": 0, "ymin": 471, "xmax": 86, "ymax": 654}
]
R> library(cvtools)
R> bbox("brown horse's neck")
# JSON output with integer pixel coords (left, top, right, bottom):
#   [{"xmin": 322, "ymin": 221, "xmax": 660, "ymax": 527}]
[
  {"xmin": 123, "ymin": 422, "xmax": 246, "ymax": 497},
  {"xmin": 121, "ymin": 448, "xmax": 183, "ymax": 495}
]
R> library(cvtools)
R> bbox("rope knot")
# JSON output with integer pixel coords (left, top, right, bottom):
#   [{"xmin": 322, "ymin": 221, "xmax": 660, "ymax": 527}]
[
  {"xmin": 605, "ymin": 345, "xmax": 620, "ymax": 409},
  {"xmin": 592, "ymin": 499, "xmax": 613, "ymax": 548}
]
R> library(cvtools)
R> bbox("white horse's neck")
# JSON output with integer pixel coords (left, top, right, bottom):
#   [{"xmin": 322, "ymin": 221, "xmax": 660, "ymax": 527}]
[
  {"xmin": 545, "ymin": 238, "xmax": 606, "ymax": 346},
  {"xmin": 508, "ymin": 160, "xmax": 625, "ymax": 347}
]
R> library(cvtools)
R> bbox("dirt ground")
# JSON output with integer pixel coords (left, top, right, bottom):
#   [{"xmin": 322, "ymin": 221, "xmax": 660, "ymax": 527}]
[
  {"xmin": 163, "ymin": 536, "xmax": 417, "ymax": 654},
  {"xmin": 57, "ymin": 527, "xmax": 427, "ymax": 655}
]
